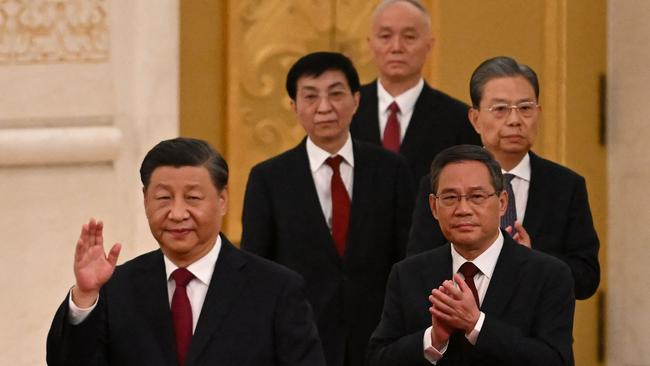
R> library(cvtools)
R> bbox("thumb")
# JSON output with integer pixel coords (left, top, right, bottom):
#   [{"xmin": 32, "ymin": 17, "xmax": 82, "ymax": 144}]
[{"xmin": 107, "ymin": 243, "xmax": 122, "ymax": 267}]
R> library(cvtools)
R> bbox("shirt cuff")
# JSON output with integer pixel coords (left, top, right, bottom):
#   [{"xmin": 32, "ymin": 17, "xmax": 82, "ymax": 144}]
[
  {"xmin": 423, "ymin": 326, "xmax": 448, "ymax": 364},
  {"xmin": 67, "ymin": 289, "xmax": 98, "ymax": 325},
  {"xmin": 465, "ymin": 311, "xmax": 485, "ymax": 345}
]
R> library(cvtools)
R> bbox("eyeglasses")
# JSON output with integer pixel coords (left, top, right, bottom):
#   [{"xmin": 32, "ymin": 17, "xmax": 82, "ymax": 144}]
[
  {"xmin": 433, "ymin": 191, "xmax": 499, "ymax": 208},
  {"xmin": 483, "ymin": 101, "xmax": 539, "ymax": 119}
]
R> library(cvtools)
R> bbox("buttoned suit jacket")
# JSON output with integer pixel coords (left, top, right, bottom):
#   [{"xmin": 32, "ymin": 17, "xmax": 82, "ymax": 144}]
[
  {"xmin": 350, "ymin": 80, "xmax": 481, "ymax": 192},
  {"xmin": 46, "ymin": 237, "xmax": 325, "ymax": 366},
  {"xmin": 241, "ymin": 138, "xmax": 413, "ymax": 366},
  {"xmin": 406, "ymin": 152, "xmax": 600, "ymax": 299},
  {"xmin": 367, "ymin": 234, "xmax": 575, "ymax": 366}
]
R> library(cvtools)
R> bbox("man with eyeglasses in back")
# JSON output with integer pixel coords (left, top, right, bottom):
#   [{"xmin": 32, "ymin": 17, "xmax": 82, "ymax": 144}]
[
  {"xmin": 407, "ymin": 56, "xmax": 600, "ymax": 301},
  {"xmin": 367, "ymin": 144, "xmax": 575, "ymax": 366}
]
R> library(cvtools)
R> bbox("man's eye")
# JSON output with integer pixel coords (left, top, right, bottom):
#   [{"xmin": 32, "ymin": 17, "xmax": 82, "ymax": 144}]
[
  {"xmin": 156, "ymin": 196, "xmax": 171, "ymax": 200},
  {"xmin": 470, "ymin": 193, "xmax": 487, "ymax": 200},
  {"xmin": 441, "ymin": 195, "xmax": 458, "ymax": 202},
  {"xmin": 492, "ymin": 105, "xmax": 508, "ymax": 113},
  {"xmin": 519, "ymin": 104, "xmax": 534, "ymax": 112}
]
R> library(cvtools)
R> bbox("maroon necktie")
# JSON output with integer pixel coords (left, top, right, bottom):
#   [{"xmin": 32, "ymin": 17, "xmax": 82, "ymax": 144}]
[
  {"xmin": 382, "ymin": 101, "xmax": 401, "ymax": 152},
  {"xmin": 325, "ymin": 155, "xmax": 350, "ymax": 257},
  {"xmin": 458, "ymin": 262, "xmax": 480, "ymax": 308},
  {"xmin": 171, "ymin": 268, "xmax": 194, "ymax": 366}
]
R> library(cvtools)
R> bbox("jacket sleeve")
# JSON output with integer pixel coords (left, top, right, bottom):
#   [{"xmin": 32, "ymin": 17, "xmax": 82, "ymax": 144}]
[{"xmin": 47, "ymin": 292, "xmax": 109, "ymax": 366}]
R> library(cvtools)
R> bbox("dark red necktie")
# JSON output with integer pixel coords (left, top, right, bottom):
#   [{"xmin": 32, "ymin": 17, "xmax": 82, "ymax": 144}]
[
  {"xmin": 382, "ymin": 101, "xmax": 401, "ymax": 152},
  {"xmin": 325, "ymin": 155, "xmax": 350, "ymax": 257},
  {"xmin": 458, "ymin": 262, "xmax": 480, "ymax": 308},
  {"xmin": 171, "ymin": 268, "xmax": 194, "ymax": 366}
]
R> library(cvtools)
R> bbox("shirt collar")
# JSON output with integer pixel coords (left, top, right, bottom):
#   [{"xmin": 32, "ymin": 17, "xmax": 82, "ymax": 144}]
[
  {"xmin": 451, "ymin": 230, "xmax": 504, "ymax": 280},
  {"xmin": 377, "ymin": 78, "xmax": 424, "ymax": 116},
  {"xmin": 503, "ymin": 152, "xmax": 531, "ymax": 182},
  {"xmin": 164, "ymin": 235, "xmax": 222, "ymax": 286},
  {"xmin": 305, "ymin": 134, "xmax": 354, "ymax": 173}
]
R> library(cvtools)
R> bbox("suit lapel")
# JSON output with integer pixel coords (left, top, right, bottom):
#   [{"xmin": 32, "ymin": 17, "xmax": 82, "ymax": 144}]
[
  {"xmin": 186, "ymin": 238, "xmax": 247, "ymax": 365},
  {"xmin": 480, "ymin": 235, "xmax": 525, "ymax": 316},
  {"xmin": 425, "ymin": 244, "xmax": 454, "ymax": 287},
  {"xmin": 400, "ymin": 83, "xmax": 437, "ymax": 155},
  {"xmin": 131, "ymin": 250, "xmax": 177, "ymax": 366},
  {"xmin": 521, "ymin": 152, "xmax": 547, "ymax": 239},
  {"xmin": 358, "ymin": 81, "xmax": 382, "ymax": 144},
  {"xmin": 290, "ymin": 140, "xmax": 342, "ymax": 262},
  {"xmin": 346, "ymin": 141, "xmax": 372, "ymax": 257}
]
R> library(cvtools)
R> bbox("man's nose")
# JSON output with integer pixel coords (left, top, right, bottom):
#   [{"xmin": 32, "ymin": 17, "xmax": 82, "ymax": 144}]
[
  {"xmin": 505, "ymin": 107, "xmax": 522, "ymax": 125},
  {"xmin": 168, "ymin": 198, "xmax": 189, "ymax": 220},
  {"xmin": 389, "ymin": 35, "xmax": 403, "ymax": 52},
  {"xmin": 316, "ymin": 96, "xmax": 333, "ymax": 112},
  {"xmin": 454, "ymin": 195, "xmax": 473, "ymax": 215}
]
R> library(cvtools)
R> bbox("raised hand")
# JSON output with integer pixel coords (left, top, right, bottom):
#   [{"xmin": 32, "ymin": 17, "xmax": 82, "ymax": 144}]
[
  {"xmin": 505, "ymin": 221, "xmax": 531, "ymax": 248},
  {"xmin": 72, "ymin": 218, "xmax": 121, "ymax": 307}
]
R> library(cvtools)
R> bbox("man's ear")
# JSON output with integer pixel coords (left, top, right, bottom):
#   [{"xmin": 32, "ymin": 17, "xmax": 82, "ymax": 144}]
[
  {"xmin": 429, "ymin": 193, "xmax": 439, "ymax": 220},
  {"xmin": 468, "ymin": 107, "xmax": 481, "ymax": 134},
  {"xmin": 290, "ymin": 99, "xmax": 297, "ymax": 114},
  {"xmin": 218, "ymin": 185, "xmax": 229, "ymax": 217},
  {"xmin": 498, "ymin": 190, "xmax": 508, "ymax": 217}
]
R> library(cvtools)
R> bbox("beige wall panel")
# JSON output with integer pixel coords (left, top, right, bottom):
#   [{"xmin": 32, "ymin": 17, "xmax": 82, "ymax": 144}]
[{"xmin": 608, "ymin": 1, "xmax": 650, "ymax": 365}]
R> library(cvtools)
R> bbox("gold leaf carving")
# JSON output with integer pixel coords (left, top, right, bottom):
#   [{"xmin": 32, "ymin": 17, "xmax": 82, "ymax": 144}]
[{"xmin": 0, "ymin": 0, "xmax": 108, "ymax": 64}]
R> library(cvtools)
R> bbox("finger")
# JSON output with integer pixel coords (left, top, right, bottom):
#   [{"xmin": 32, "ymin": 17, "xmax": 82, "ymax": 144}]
[
  {"xmin": 504, "ymin": 225, "xmax": 513, "ymax": 235},
  {"xmin": 430, "ymin": 291, "xmax": 456, "ymax": 314},
  {"xmin": 95, "ymin": 220, "xmax": 104, "ymax": 249},
  {"xmin": 87, "ymin": 218, "xmax": 97, "ymax": 247},
  {"xmin": 78, "ymin": 223, "xmax": 90, "ymax": 251},
  {"xmin": 106, "ymin": 243, "xmax": 122, "ymax": 267}
]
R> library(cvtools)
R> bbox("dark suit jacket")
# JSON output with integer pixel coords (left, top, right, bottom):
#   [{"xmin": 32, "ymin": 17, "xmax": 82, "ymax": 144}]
[
  {"xmin": 241, "ymin": 138, "xmax": 413, "ymax": 366},
  {"xmin": 406, "ymin": 152, "xmax": 600, "ymax": 299},
  {"xmin": 367, "ymin": 234, "xmax": 575, "ymax": 366},
  {"xmin": 46, "ymin": 237, "xmax": 325, "ymax": 366},
  {"xmin": 350, "ymin": 80, "xmax": 481, "ymax": 191}
]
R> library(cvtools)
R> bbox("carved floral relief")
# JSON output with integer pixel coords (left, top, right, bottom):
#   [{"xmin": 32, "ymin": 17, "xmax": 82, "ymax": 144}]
[{"xmin": 0, "ymin": 0, "xmax": 108, "ymax": 64}]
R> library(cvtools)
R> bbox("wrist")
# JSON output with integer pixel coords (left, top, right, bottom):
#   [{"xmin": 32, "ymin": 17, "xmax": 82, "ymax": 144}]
[{"xmin": 71, "ymin": 286, "xmax": 99, "ymax": 308}]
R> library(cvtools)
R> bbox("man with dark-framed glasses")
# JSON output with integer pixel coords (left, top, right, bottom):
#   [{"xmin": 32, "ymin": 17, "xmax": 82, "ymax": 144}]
[
  {"xmin": 407, "ymin": 56, "xmax": 600, "ymax": 300},
  {"xmin": 367, "ymin": 144, "xmax": 575, "ymax": 366}
]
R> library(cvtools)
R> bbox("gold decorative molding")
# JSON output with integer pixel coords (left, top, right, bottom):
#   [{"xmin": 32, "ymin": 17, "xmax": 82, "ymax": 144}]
[{"xmin": 0, "ymin": 0, "xmax": 109, "ymax": 64}]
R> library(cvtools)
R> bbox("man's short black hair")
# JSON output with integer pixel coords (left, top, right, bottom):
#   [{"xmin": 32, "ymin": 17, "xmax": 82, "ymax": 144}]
[
  {"xmin": 285, "ymin": 51, "xmax": 360, "ymax": 101},
  {"xmin": 469, "ymin": 56, "xmax": 539, "ymax": 108},
  {"xmin": 430, "ymin": 144, "xmax": 504, "ymax": 193},
  {"xmin": 140, "ymin": 137, "xmax": 228, "ymax": 191}
]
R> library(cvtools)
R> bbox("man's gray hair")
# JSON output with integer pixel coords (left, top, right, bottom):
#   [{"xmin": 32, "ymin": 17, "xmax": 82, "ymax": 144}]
[{"xmin": 372, "ymin": 0, "xmax": 431, "ymax": 28}]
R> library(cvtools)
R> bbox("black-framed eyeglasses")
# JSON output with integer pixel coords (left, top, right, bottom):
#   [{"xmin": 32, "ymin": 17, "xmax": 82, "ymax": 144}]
[
  {"xmin": 432, "ymin": 191, "xmax": 499, "ymax": 208},
  {"xmin": 482, "ymin": 101, "xmax": 539, "ymax": 119}
]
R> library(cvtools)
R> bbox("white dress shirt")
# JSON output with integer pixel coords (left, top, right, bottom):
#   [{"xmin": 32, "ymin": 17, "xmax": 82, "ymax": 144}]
[
  {"xmin": 503, "ymin": 153, "xmax": 531, "ymax": 223},
  {"xmin": 68, "ymin": 236, "xmax": 223, "ymax": 333},
  {"xmin": 423, "ymin": 231, "xmax": 505, "ymax": 363},
  {"xmin": 306, "ymin": 135, "xmax": 354, "ymax": 231},
  {"xmin": 377, "ymin": 78, "xmax": 425, "ymax": 142}
]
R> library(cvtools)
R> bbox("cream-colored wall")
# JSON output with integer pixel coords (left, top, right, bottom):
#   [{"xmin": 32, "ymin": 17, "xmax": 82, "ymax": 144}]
[
  {"xmin": 608, "ymin": 1, "xmax": 650, "ymax": 365},
  {"xmin": 0, "ymin": 1, "xmax": 179, "ymax": 365}
]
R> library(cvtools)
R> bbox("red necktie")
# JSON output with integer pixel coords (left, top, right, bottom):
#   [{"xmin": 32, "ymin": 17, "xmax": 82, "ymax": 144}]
[
  {"xmin": 458, "ymin": 262, "xmax": 480, "ymax": 307},
  {"xmin": 382, "ymin": 101, "xmax": 401, "ymax": 152},
  {"xmin": 171, "ymin": 268, "xmax": 194, "ymax": 366},
  {"xmin": 325, "ymin": 155, "xmax": 350, "ymax": 257}
]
